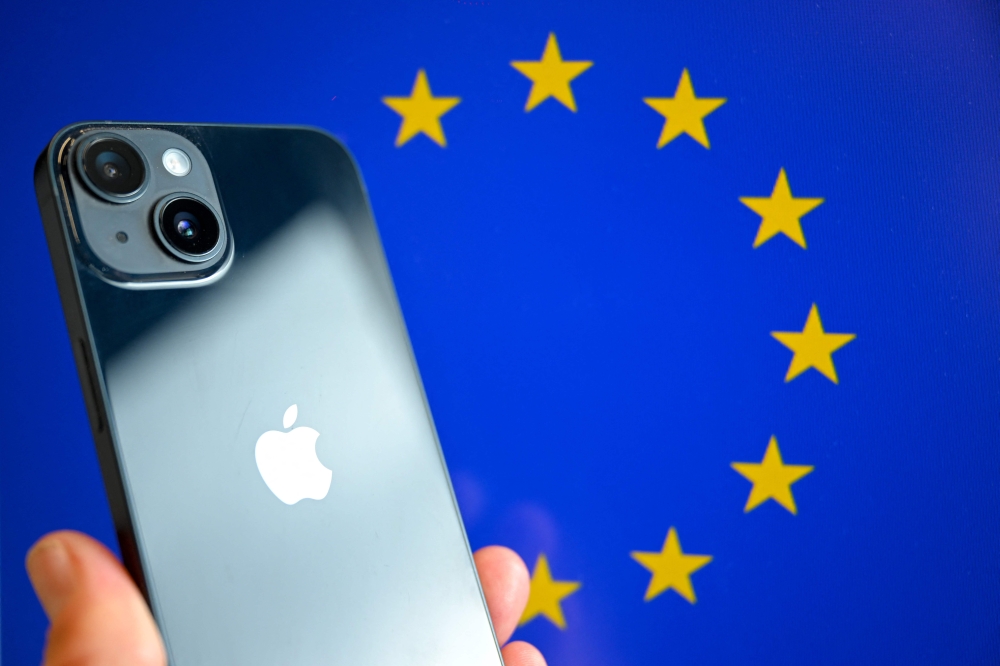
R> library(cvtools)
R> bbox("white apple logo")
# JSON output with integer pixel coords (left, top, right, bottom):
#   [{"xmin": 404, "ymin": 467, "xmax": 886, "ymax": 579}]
[{"xmin": 254, "ymin": 404, "xmax": 332, "ymax": 505}]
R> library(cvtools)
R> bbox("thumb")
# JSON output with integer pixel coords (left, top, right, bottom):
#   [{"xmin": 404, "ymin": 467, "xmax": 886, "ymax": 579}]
[{"xmin": 26, "ymin": 530, "xmax": 166, "ymax": 666}]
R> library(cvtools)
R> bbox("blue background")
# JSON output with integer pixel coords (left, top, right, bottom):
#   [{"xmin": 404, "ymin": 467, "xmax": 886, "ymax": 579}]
[{"xmin": 2, "ymin": 1, "xmax": 999, "ymax": 663}]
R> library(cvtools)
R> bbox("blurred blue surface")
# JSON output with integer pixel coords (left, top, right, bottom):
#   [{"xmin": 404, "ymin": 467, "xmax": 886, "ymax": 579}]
[{"xmin": 2, "ymin": 1, "xmax": 999, "ymax": 664}]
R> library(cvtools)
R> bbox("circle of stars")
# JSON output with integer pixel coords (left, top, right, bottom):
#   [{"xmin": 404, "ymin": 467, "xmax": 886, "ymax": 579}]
[{"xmin": 376, "ymin": 30, "xmax": 859, "ymax": 632}]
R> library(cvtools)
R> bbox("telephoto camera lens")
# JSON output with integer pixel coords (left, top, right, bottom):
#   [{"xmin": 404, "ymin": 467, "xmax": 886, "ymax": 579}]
[
  {"xmin": 157, "ymin": 196, "xmax": 223, "ymax": 262},
  {"xmin": 78, "ymin": 135, "xmax": 148, "ymax": 200}
]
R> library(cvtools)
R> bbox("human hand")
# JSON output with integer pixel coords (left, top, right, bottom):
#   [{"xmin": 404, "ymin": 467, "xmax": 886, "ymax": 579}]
[{"xmin": 27, "ymin": 531, "xmax": 545, "ymax": 666}]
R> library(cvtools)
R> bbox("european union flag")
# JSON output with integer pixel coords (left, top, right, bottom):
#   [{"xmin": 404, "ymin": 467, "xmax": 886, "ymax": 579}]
[{"xmin": 2, "ymin": 2, "xmax": 999, "ymax": 664}]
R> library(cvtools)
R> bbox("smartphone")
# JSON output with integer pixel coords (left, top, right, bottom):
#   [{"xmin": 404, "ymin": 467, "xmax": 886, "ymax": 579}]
[{"xmin": 33, "ymin": 123, "xmax": 502, "ymax": 665}]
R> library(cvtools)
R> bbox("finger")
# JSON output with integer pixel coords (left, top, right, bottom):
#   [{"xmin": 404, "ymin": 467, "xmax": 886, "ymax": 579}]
[
  {"xmin": 502, "ymin": 640, "xmax": 547, "ymax": 666},
  {"xmin": 26, "ymin": 530, "xmax": 166, "ymax": 666},
  {"xmin": 474, "ymin": 545, "xmax": 530, "ymax": 645}
]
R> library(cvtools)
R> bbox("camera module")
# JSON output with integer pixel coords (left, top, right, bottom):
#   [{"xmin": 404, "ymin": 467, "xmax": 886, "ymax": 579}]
[
  {"xmin": 76, "ymin": 133, "xmax": 148, "ymax": 202},
  {"xmin": 155, "ymin": 195, "xmax": 224, "ymax": 263}
]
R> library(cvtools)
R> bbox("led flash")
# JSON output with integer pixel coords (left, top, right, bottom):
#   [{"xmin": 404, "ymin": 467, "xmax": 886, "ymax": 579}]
[{"xmin": 162, "ymin": 148, "xmax": 192, "ymax": 177}]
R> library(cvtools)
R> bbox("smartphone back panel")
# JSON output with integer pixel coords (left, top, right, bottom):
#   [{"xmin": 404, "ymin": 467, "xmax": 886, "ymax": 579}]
[{"xmin": 35, "ymin": 124, "xmax": 502, "ymax": 666}]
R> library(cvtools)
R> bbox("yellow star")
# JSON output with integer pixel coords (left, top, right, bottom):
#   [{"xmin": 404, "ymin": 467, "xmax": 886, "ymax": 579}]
[
  {"xmin": 740, "ymin": 169, "xmax": 824, "ymax": 248},
  {"xmin": 630, "ymin": 527, "xmax": 712, "ymax": 604},
  {"xmin": 732, "ymin": 436, "xmax": 814, "ymax": 514},
  {"xmin": 511, "ymin": 33, "xmax": 593, "ymax": 112},
  {"xmin": 518, "ymin": 554, "xmax": 581, "ymax": 629},
  {"xmin": 772, "ymin": 304, "xmax": 856, "ymax": 383},
  {"xmin": 382, "ymin": 69, "xmax": 461, "ymax": 147},
  {"xmin": 643, "ymin": 69, "xmax": 726, "ymax": 148}
]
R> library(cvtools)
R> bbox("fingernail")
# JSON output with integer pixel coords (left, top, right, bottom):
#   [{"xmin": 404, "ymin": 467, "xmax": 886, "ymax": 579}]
[{"xmin": 26, "ymin": 538, "xmax": 76, "ymax": 619}]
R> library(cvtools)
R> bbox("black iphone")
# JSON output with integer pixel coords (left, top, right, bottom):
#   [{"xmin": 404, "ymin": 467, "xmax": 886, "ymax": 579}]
[{"xmin": 34, "ymin": 123, "xmax": 502, "ymax": 665}]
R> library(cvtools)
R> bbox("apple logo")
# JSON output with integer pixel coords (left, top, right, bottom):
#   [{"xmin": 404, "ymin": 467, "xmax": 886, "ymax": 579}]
[{"xmin": 254, "ymin": 404, "xmax": 332, "ymax": 505}]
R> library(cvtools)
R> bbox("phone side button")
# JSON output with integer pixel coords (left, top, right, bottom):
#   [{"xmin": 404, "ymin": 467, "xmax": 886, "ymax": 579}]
[{"xmin": 77, "ymin": 338, "xmax": 106, "ymax": 434}]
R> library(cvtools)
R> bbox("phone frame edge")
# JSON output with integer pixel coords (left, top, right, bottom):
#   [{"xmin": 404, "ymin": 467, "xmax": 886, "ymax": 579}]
[{"xmin": 32, "ymin": 126, "xmax": 152, "ymax": 605}]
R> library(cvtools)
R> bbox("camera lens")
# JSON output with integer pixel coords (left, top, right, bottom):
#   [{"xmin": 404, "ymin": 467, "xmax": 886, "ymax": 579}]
[
  {"xmin": 157, "ymin": 196, "xmax": 223, "ymax": 262},
  {"xmin": 79, "ymin": 135, "xmax": 147, "ymax": 200}
]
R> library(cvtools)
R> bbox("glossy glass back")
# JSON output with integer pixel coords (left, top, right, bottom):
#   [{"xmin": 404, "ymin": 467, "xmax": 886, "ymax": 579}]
[{"xmin": 38, "ymin": 124, "xmax": 501, "ymax": 666}]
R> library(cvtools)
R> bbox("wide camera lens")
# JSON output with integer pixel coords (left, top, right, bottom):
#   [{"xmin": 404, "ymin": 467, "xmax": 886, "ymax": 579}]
[
  {"xmin": 80, "ymin": 136, "xmax": 147, "ymax": 199},
  {"xmin": 157, "ymin": 197, "xmax": 223, "ymax": 262}
]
